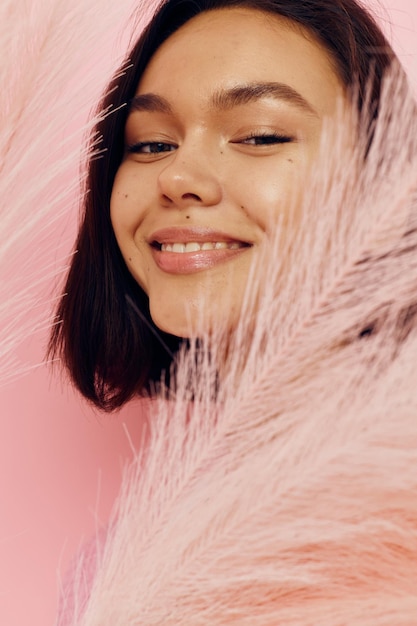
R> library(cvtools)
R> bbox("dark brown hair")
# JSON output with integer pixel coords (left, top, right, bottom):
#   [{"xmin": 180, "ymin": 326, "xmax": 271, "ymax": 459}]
[{"xmin": 49, "ymin": 0, "xmax": 397, "ymax": 411}]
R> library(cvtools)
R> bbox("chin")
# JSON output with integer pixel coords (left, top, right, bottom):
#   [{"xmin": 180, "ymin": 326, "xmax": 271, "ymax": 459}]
[
  {"xmin": 151, "ymin": 312, "xmax": 194, "ymax": 339},
  {"xmin": 150, "ymin": 306, "xmax": 213, "ymax": 339},
  {"xmin": 149, "ymin": 298, "xmax": 198, "ymax": 338},
  {"xmin": 149, "ymin": 298, "xmax": 240, "ymax": 340}
]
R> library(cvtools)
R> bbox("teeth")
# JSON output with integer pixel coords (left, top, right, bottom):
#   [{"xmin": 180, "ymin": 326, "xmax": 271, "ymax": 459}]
[
  {"xmin": 160, "ymin": 241, "xmax": 245, "ymax": 253},
  {"xmin": 184, "ymin": 242, "xmax": 201, "ymax": 252}
]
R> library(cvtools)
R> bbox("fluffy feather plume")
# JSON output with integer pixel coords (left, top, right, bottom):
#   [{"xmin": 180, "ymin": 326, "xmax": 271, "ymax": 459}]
[
  {"xmin": 56, "ymin": 64, "xmax": 417, "ymax": 625},
  {"xmin": 0, "ymin": 0, "xmax": 143, "ymax": 383}
]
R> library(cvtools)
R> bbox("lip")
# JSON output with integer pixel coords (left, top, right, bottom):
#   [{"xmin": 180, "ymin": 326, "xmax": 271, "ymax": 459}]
[
  {"xmin": 148, "ymin": 227, "xmax": 251, "ymax": 245},
  {"xmin": 148, "ymin": 227, "xmax": 252, "ymax": 275}
]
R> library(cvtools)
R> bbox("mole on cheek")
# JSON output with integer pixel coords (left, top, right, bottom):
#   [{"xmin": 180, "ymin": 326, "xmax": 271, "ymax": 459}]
[{"xmin": 124, "ymin": 193, "xmax": 129, "ymax": 199}]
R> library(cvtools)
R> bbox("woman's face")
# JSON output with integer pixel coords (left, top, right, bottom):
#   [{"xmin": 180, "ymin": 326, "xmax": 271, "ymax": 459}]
[{"xmin": 110, "ymin": 7, "xmax": 346, "ymax": 337}]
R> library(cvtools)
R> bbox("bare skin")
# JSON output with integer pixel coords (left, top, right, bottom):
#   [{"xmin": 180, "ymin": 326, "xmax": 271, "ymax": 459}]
[{"xmin": 111, "ymin": 8, "xmax": 346, "ymax": 337}]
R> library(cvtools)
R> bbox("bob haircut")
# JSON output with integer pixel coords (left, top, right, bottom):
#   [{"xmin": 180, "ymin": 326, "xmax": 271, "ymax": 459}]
[{"xmin": 49, "ymin": 0, "xmax": 398, "ymax": 412}]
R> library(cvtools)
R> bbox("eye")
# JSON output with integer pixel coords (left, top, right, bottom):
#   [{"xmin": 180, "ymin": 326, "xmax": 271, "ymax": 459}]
[
  {"xmin": 126, "ymin": 141, "xmax": 177, "ymax": 155},
  {"xmin": 240, "ymin": 132, "xmax": 293, "ymax": 145}
]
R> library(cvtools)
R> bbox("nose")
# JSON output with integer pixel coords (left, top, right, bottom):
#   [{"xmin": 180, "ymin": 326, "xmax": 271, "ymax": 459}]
[{"xmin": 157, "ymin": 144, "xmax": 222, "ymax": 209}]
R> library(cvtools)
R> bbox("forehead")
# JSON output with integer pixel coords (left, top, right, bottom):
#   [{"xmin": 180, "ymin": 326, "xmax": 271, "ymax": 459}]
[{"xmin": 136, "ymin": 7, "xmax": 345, "ymax": 117}]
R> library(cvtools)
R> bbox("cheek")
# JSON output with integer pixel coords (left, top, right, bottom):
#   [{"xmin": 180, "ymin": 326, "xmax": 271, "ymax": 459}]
[
  {"xmin": 233, "ymin": 157, "xmax": 302, "ymax": 230},
  {"xmin": 110, "ymin": 164, "xmax": 154, "ymax": 254},
  {"xmin": 110, "ymin": 169, "xmax": 151, "ymax": 287}
]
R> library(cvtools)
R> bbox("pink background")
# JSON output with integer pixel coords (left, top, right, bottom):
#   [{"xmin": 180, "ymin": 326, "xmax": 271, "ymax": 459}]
[{"xmin": 0, "ymin": 2, "xmax": 416, "ymax": 625}]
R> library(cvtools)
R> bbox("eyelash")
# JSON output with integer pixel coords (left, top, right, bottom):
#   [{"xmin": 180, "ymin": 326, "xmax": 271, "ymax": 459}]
[
  {"xmin": 126, "ymin": 132, "xmax": 293, "ymax": 155},
  {"xmin": 239, "ymin": 132, "xmax": 293, "ymax": 145},
  {"xmin": 126, "ymin": 142, "xmax": 177, "ymax": 154}
]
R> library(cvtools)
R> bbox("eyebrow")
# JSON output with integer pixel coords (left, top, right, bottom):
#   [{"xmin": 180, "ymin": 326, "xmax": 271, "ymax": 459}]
[
  {"xmin": 129, "ymin": 82, "xmax": 319, "ymax": 117},
  {"xmin": 211, "ymin": 82, "xmax": 319, "ymax": 116},
  {"xmin": 129, "ymin": 93, "xmax": 173, "ymax": 114}
]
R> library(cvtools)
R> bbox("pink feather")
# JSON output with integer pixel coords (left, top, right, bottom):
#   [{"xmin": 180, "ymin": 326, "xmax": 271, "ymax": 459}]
[{"xmin": 0, "ymin": 0, "xmax": 143, "ymax": 383}]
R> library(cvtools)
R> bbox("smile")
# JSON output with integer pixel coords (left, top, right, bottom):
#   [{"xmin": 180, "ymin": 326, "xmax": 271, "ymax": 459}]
[
  {"xmin": 149, "ymin": 241, "xmax": 250, "ymax": 274},
  {"xmin": 147, "ymin": 227, "xmax": 253, "ymax": 274},
  {"xmin": 159, "ymin": 241, "xmax": 246, "ymax": 253}
]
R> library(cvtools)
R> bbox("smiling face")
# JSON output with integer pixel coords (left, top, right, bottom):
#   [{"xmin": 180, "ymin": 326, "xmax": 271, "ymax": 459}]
[{"xmin": 110, "ymin": 7, "xmax": 346, "ymax": 337}]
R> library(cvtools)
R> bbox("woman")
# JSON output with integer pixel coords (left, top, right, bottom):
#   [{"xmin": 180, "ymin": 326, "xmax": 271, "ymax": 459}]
[
  {"xmin": 49, "ymin": 0, "xmax": 396, "ymax": 410},
  {"xmin": 54, "ymin": 0, "xmax": 417, "ymax": 624}
]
